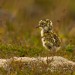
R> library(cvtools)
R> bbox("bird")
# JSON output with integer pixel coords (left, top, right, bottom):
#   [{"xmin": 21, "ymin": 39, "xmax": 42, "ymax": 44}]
[{"xmin": 36, "ymin": 19, "xmax": 61, "ymax": 60}]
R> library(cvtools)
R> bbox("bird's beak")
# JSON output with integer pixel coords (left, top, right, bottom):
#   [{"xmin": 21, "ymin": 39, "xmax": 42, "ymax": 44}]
[{"xmin": 36, "ymin": 25, "xmax": 40, "ymax": 28}]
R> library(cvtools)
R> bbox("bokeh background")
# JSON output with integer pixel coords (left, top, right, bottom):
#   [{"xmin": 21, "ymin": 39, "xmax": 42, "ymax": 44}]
[{"xmin": 0, "ymin": 0, "xmax": 75, "ymax": 59}]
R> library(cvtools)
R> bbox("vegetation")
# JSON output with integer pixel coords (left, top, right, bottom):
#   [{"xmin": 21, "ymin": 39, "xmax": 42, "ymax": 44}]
[{"xmin": 0, "ymin": 0, "xmax": 75, "ymax": 74}]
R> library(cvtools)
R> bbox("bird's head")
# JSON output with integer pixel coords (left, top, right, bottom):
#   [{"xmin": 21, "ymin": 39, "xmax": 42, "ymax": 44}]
[{"xmin": 36, "ymin": 19, "xmax": 53, "ymax": 31}]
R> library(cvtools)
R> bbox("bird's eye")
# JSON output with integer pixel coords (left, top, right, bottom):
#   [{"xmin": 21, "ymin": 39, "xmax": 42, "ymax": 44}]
[
  {"xmin": 41, "ymin": 22, "xmax": 44, "ymax": 26},
  {"xmin": 41, "ymin": 23, "xmax": 43, "ymax": 25}
]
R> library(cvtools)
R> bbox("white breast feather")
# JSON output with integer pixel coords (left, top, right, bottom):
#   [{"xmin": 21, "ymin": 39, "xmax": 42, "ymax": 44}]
[
  {"xmin": 41, "ymin": 29, "xmax": 44, "ymax": 37},
  {"xmin": 41, "ymin": 29, "xmax": 48, "ymax": 49}
]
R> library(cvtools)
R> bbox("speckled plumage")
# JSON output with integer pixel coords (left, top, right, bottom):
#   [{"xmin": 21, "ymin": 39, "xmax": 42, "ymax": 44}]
[{"xmin": 37, "ymin": 19, "xmax": 61, "ymax": 51}]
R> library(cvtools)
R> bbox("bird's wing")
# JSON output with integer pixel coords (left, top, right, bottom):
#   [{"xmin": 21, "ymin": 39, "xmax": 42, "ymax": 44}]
[
  {"xmin": 53, "ymin": 33, "xmax": 61, "ymax": 47},
  {"xmin": 45, "ymin": 42, "xmax": 53, "ymax": 50}
]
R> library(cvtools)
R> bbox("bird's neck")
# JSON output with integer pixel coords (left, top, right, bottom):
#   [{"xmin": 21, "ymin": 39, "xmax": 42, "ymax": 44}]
[
  {"xmin": 41, "ymin": 29, "xmax": 53, "ymax": 37},
  {"xmin": 41, "ymin": 29, "xmax": 44, "ymax": 37}
]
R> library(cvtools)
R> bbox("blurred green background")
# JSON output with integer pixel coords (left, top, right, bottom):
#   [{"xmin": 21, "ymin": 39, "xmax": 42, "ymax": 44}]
[{"xmin": 0, "ymin": 0, "xmax": 75, "ymax": 58}]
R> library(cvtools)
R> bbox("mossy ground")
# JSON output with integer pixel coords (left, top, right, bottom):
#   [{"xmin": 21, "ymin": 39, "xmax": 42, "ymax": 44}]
[{"xmin": 0, "ymin": 0, "xmax": 75, "ymax": 74}]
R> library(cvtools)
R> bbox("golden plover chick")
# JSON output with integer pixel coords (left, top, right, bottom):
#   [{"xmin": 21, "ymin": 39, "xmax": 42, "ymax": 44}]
[{"xmin": 36, "ymin": 19, "xmax": 61, "ymax": 57}]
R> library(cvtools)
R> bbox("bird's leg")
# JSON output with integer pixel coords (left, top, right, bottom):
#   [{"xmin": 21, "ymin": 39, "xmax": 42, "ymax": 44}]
[
  {"xmin": 51, "ymin": 47, "xmax": 56, "ymax": 61},
  {"xmin": 51, "ymin": 50, "xmax": 54, "ymax": 61},
  {"xmin": 47, "ymin": 50, "xmax": 52, "ymax": 64},
  {"xmin": 46, "ymin": 52, "xmax": 49, "ymax": 64},
  {"xmin": 47, "ymin": 51, "xmax": 54, "ymax": 64}
]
